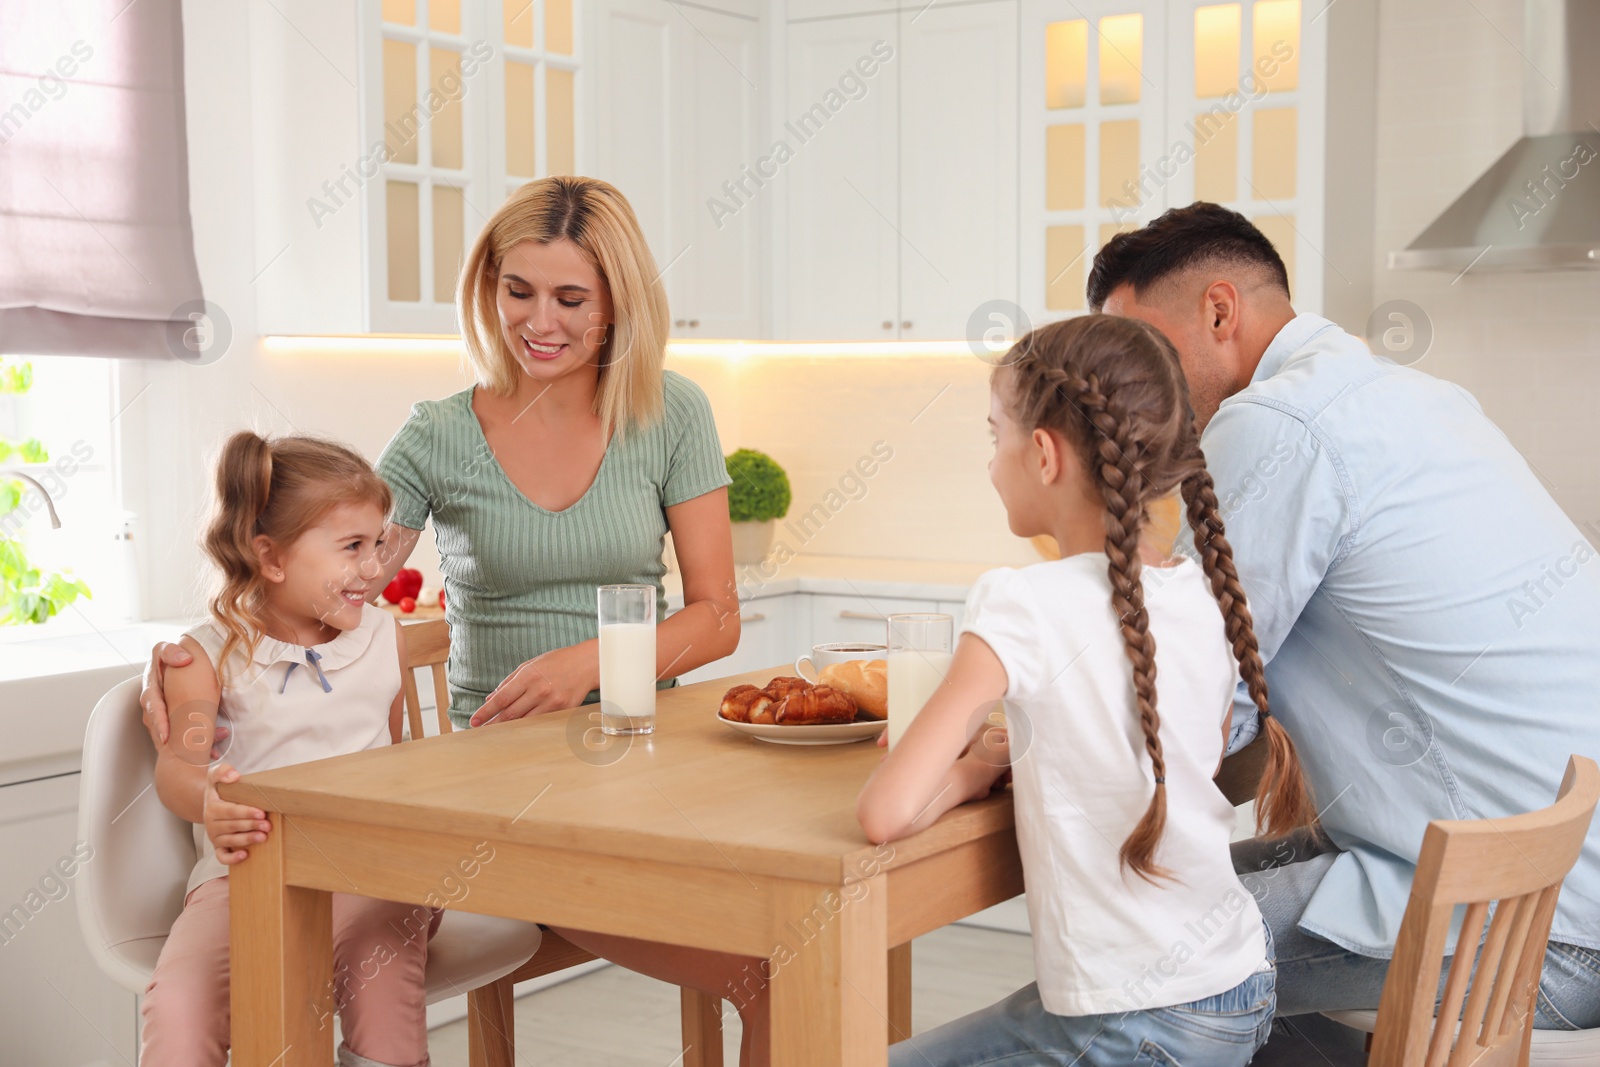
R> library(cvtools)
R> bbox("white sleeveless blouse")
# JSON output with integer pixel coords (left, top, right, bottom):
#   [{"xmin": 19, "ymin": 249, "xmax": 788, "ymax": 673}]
[{"xmin": 181, "ymin": 603, "xmax": 400, "ymax": 893}]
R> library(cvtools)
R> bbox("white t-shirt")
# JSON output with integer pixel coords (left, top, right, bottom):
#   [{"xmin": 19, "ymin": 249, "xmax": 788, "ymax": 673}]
[
  {"xmin": 961, "ymin": 554, "xmax": 1267, "ymax": 1016},
  {"xmin": 180, "ymin": 603, "xmax": 399, "ymax": 894}
]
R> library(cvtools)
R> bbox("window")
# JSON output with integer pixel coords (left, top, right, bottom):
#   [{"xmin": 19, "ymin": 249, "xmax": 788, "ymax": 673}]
[
  {"xmin": 0, "ymin": 357, "xmax": 131, "ymax": 633},
  {"xmin": 364, "ymin": 0, "xmax": 582, "ymax": 333}
]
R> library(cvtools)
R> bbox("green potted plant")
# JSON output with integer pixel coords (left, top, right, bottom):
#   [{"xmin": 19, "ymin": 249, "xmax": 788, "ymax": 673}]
[
  {"xmin": 0, "ymin": 359, "xmax": 91, "ymax": 625},
  {"xmin": 725, "ymin": 448, "xmax": 791, "ymax": 565}
]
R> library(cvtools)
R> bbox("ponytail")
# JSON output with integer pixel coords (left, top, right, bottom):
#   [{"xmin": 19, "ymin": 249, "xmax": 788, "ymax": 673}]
[
  {"xmin": 1181, "ymin": 462, "xmax": 1319, "ymax": 837},
  {"xmin": 203, "ymin": 432, "xmax": 277, "ymax": 683},
  {"xmin": 1046, "ymin": 365, "xmax": 1173, "ymax": 883}
]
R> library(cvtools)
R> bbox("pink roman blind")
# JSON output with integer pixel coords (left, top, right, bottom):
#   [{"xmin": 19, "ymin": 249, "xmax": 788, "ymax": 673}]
[{"xmin": 0, "ymin": 0, "xmax": 204, "ymax": 359}]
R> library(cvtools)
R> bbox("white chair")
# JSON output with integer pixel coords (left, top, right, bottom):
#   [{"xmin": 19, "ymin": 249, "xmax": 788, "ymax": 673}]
[{"xmin": 76, "ymin": 675, "xmax": 544, "ymax": 1064}]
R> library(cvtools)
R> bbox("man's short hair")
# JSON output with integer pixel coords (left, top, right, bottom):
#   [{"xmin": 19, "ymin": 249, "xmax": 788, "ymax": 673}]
[{"xmin": 1086, "ymin": 202, "xmax": 1290, "ymax": 311}]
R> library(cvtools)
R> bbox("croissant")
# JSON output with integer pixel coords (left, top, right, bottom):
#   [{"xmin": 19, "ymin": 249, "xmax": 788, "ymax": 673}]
[
  {"xmin": 774, "ymin": 684, "xmax": 859, "ymax": 725},
  {"xmin": 719, "ymin": 684, "xmax": 772, "ymax": 724},
  {"xmin": 761, "ymin": 676, "xmax": 813, "ymax": 702}
]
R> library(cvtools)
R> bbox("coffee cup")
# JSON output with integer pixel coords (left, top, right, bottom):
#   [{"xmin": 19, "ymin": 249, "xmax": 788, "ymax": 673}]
[{"xmin": 795, "ymin": 642, "xmax": 888, "ymax": 683}]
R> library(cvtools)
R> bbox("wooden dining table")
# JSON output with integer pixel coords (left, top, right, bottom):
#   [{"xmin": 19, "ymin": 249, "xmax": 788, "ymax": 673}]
[{"xmin": 220, "ymin": 663, "xmax": 1026, "ymax": 1067}]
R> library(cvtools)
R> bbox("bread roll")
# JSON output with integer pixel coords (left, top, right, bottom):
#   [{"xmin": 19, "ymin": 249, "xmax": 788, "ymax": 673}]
[{"xmin": 818, "ymin": 658, "xmax": 888, "ymax": 720}]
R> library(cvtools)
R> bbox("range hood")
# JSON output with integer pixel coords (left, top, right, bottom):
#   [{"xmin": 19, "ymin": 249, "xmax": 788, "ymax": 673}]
[{"xmin": 1388, "ymin": 0, "xmax": 1600, "ymax": 272}]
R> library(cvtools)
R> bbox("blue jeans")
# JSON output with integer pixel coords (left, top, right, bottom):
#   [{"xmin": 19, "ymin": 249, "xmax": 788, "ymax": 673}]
[
  {"xmin": 889, "ymin": 944, "xmax": 1276, "ymax": 1066},
  {"xmin": 1234, "ymin": 831, "xmax": 1600, "ymax": 1032}
]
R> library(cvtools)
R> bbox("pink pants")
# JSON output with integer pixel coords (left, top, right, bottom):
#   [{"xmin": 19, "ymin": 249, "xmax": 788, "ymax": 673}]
[{"xmin": 141, "ymin": 876, "xmax": 438, "ymax": 1067}]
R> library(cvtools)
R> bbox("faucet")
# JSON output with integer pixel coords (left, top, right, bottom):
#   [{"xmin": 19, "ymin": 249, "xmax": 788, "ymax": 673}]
[{"xmin": 0, "ymin": 470, "xmax": 62, "ymax": 532}]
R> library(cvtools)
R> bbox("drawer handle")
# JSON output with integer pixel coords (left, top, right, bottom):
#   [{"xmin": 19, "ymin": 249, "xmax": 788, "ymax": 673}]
[
  {"xmin": 739, "ymin": 612, "xmax": 766, "ymax": 623},
  {"xmin": 838, "ymin": 610, "xmax": 887, "ymax": 622}
]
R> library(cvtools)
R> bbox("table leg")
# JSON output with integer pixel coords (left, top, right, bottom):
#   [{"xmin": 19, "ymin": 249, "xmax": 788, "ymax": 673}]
[
  {"xmin": 769, "ymin": 879, "xmax": 888, "ymax": 1067},
  {"xmin": 888, "ymin": 942, "xmax": 912, "ymax": 1044},
  {"xmin": 680, "ymin": 987, "xmax": 725, "ymax": 1067},
  {"xmin": 229, "ymin": 813, "xmax": 334, "ymax": 1067}
]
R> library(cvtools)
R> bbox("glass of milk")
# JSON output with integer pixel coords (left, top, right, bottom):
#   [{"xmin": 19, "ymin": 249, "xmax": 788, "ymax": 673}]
[
  {"xmin": 887, "ymin": 613, "xmax": 954, "ymax": 749},
  {"xmin": 598, "ymin": 584, "xmax": 657, "ymax": 735}
]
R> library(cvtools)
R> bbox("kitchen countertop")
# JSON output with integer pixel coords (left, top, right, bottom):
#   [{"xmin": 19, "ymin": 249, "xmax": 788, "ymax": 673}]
[{"xmin": 661, "ymin": 553, "xmax": 1003, "ymax": 607}]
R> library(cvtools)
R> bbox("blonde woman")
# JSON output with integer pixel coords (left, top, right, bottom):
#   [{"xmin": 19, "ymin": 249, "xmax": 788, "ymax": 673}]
[{"xmin": 140, "ymin": 177, "xmax": 771, "ymax": 1059}]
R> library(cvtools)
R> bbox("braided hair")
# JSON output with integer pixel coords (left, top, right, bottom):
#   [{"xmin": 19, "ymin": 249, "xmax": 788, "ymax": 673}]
[{"xmin": 997, "ymin": 315, "xmax": 1316, "ymax": 881}]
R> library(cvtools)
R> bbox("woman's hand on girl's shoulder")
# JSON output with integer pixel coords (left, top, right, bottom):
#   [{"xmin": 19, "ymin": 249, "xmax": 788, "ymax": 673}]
[
  {"xmin": 202, "ymin": 763, "xmax": 270, "ymax": 865},
  {"xmin": 471, "ymin": 643, "xmax": 599, "ymax": 726},
  {"xmin": 140, "ymin": 640, "xmax": 196, "ymax": 747}
]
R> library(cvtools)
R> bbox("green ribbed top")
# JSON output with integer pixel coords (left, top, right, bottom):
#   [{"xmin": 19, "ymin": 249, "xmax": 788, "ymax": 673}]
[{"xmin": 376, "ymin": 370, "xmax": 731, "ymax": 729}]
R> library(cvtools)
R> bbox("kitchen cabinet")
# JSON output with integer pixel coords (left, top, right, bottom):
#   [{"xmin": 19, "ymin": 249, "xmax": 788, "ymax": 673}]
[
  {"xmin": 896, "ymin": 1, "xmax": 1019, "ymax": 341},
  {"xmin": 1018, "ymin": 0, "xmax": 1368, "ymax": 325},
  {"xmin": 254, "ymin": 0, "xmax": 584, "ymax": 334},
  {"xmin": 676, "ymin": 587, "xmax": 967, "ymax": 685},
  {"xmin": 0, "ymin": 773, "xmax": 138, "ymax": 1066},
  {"xmin": 677, "ymin": 591, "xmax": 805, "ymax": 684},
  {"xmin": 779, "ymin": 13, "xmax": 901, "ymax": 341},
  {"xmin": 780, "ymin": 1, "xmax": 1019, "ymax": 341},
  {"xmin": 587, "ymin": 0, "xmax": 764, "ymax": 339},
  {"xmin": 808, "ymin": 591, "xmax": 935, "ymax": 647}
]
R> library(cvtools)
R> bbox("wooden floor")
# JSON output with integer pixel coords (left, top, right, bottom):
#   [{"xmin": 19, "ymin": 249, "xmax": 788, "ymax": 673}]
[{"xmin": 425, "ymin": 924, "xmax": 1037, "ymax": 1066}]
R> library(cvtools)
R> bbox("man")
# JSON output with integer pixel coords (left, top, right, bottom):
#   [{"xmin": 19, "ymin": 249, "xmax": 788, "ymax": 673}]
[{"xmin": 1088, "ymin": 203, "xmax": 1600, "ymax": 1048}]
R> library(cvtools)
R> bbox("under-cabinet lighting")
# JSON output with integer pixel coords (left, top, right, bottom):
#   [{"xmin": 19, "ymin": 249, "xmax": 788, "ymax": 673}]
[{"xmin": 260, "ymin": 336, "xmax": 999, "ymax": 359}]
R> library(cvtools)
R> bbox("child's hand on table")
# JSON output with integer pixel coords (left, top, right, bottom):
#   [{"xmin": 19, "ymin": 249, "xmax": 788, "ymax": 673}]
[{"xmin": 203, "ymin": 763, "xmax": 270, "ymax": 865}]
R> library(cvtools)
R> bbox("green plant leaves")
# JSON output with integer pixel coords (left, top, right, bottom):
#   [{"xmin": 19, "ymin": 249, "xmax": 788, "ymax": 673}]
[
  {"xmin": 0, "ymin": 360, "xmax": 33, "ymax": 395},
  {"xmin": 0, "ymin": 355, "xmax": 90, "ymax": 624},
  {"xmin": 725, "ymin": 448, "xmax": 792, "ymax": 523}
]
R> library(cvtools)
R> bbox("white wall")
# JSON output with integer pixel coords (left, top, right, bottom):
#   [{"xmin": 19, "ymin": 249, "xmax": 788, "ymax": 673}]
[{"xmin": 1369, "ymin": 0, "xmax": 1600, "ymax": 538}]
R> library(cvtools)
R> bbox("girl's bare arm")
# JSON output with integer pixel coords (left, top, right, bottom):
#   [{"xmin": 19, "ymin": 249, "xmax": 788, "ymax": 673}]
[{"xmin": 856, "ymin": 633, "xmax": 1012, "ymax": 844}]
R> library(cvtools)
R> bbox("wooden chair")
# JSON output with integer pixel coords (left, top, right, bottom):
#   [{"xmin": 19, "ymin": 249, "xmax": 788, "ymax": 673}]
[
  {"xmin": 399, "ymin": 618, "xmax": 726, "ymax": 1067},
  {"xmin": 1315, "ymin": 755, "xmax": 1600, "ymax": 1066}
]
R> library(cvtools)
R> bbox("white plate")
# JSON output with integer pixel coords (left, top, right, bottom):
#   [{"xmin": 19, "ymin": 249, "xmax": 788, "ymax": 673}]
[{"xmin": 717, "ymin": 714, "xmax": 887, "ymax": 746}]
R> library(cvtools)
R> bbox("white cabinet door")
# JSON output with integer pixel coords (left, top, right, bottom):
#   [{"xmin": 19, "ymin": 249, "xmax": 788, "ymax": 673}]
[
  {"xmin": 0, "ymin": 773, "xmax": 137, "ymax": 1065},
  {"xmin": 588, "ymin": 0, "xmax": 763, "ymax": 339},
  {"xmin": 781, "ymin": 16, "xmax": 901, "ymax": 340},
  {"xmin": 898, "ymin": 1, "xmax": 1020, "ymax": 340},
  {"xmin": 808, "ymin": 592, "xmax": 939, "ymax": 647},
  {"xmin": 673, "ymin": 5, "xmax": 763, "ymax": 339},
  {"xmin": 588, "ymin": 0, "xmax": 679, "ymax": 302},
  {"xmin": 677, "ymin": 593, "xmax": 804, "ymax": 684}
]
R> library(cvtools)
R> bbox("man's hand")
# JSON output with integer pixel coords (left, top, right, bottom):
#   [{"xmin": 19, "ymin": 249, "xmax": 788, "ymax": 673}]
[
  {"xmin": 202, "ymin": 763, "xmax": 269, "ymax": 865},
  {"xmin": 471, "ymin": 644, "xmax": 600, "ymax": 727},
  {"xmin": 140, "ymin": 641, "xmax": 194, "ymax": 746}
]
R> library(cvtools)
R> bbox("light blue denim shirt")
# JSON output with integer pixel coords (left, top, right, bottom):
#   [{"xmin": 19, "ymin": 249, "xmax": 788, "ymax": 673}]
[{"xmin": 1186, "ymin": 313, "xmax": 1600, "ymax": 959}]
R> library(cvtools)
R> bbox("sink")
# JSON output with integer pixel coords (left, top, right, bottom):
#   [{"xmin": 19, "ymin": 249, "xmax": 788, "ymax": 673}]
[{"xmin": 0, "ymin": 619, "xmax": 192, "ymax": 783}]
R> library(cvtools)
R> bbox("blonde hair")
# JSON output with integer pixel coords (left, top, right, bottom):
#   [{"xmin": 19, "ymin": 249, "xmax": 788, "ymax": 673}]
[
  {"xmin": 458, "ymin": 176, "xmax": 670, "ymax": 438},
  {"xmin": 201, "ymin": 431, "xmax": 392, "ymax": 685}
]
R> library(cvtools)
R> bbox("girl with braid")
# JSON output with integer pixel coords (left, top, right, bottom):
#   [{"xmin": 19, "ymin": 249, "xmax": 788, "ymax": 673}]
[{"xmin": 858, "ymin": 314, "xmax": 1316, "ymax": 1066}]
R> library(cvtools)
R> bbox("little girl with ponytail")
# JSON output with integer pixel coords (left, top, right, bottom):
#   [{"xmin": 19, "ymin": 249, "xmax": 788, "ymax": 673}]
[
  {"xmin": 142, "ymin": 431, "xmax": 435, "ymax": 1067},
  {"xmin": 858, "ymin": 314, "xmax": 1315, "ymax": 1067}
]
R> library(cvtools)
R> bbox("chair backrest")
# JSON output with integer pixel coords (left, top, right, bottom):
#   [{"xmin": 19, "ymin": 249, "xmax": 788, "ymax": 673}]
[
  {"xmin": 74, "ymin": 676, "xmax": 198, "ymax": 993},
  {"xmin": 1370, "ymin": 755, "xmax": 1600, "ymax": 1067},
  {"xmin": 401, "ymin": 618, "xmax": 453, "ymax": 739}
]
